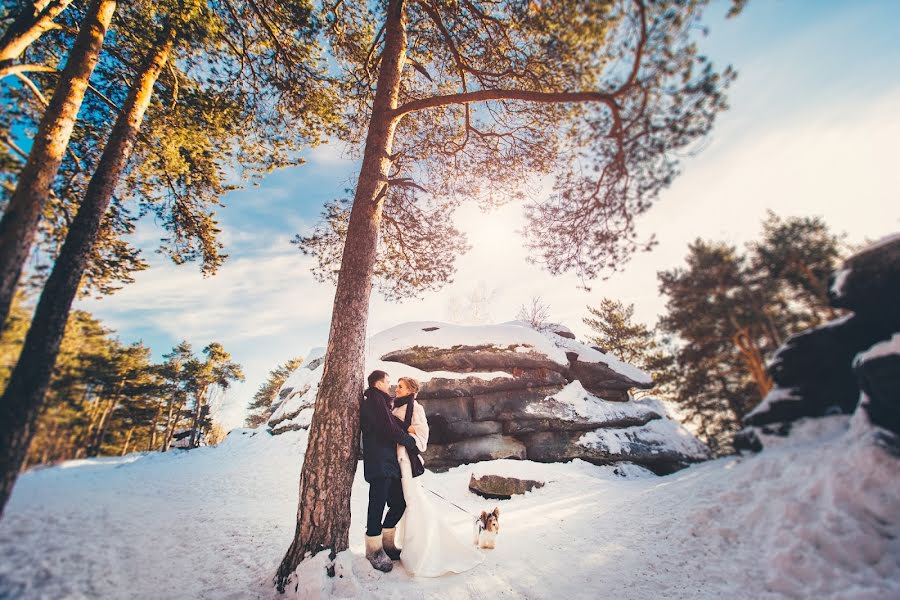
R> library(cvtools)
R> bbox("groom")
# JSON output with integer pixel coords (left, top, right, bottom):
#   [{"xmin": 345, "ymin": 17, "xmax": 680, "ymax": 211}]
[{"xmin": 360, "ymin": 369, "xmax": 419, "ymax": 572}]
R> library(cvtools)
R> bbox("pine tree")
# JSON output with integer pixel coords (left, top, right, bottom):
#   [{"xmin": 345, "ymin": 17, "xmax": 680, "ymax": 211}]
[
  {"xmin": 245, "ymin": 357, "xmax": 304, "ymax": 429},
  {"xmin": 582, "ymin": 297, "xmax": 673, "ymax": 399}
]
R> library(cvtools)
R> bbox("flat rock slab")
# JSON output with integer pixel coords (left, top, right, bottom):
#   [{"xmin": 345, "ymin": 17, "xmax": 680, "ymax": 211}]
[
  {"xmin": 381, "ymin": 344, "xmax": 567, "ymax": 374},
  {"xmin": 468, "ymin": 474, "xmax": 545, "ymax": 500}
]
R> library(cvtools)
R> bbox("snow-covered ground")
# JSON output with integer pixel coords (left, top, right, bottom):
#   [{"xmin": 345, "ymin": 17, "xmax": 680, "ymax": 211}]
[{"xmin": 1, "ymin": 412, "xmax": 897, "ymax": 599}]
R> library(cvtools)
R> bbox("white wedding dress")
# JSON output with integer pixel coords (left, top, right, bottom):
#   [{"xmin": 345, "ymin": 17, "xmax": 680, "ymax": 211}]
[{"xmin": 392, "ymin": 401, "xmax": 484, "ymax": 578}]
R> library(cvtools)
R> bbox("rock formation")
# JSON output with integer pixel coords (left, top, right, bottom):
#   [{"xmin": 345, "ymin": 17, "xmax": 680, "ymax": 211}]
[
  {"xmin": 737, "ymin": 233, "xmax": 900, "ymax": 449},
  {"xmin": 267, "ymin": 321, "xmax": 708, "ymax": 475}
]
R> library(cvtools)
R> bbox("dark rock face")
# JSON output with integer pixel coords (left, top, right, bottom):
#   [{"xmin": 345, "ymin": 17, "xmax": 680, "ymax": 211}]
[
  {"xmin": 417, "ymin": 368, "xmax": 567, "ymax": 399},
  {"xmin": 855, "ymin": 350, "xmax": 900, "ymax": 435},
  {"xmin": 744, "ymin": 236, "xmax": 900, "ymax": 444},
  {"xmin": 468, "ymin": 474, "xmax": 545, "ymax": 500},
  {"xmin": 568, "ymin": 358, "xmax": 652, "ymax": 393},
  {"xmin": 829, "ymin": 235, "xmax": 900, "ymax": 322},
  {"xmin": 424, "ymin": 435, "xmax": 528, "ymax": 468}
]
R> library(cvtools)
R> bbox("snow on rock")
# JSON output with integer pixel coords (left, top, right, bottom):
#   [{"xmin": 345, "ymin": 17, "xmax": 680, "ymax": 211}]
[
  {"xmin": 744, "ymin": 386, "xmax": 804, "ymax": 424},
  {"xmin": 524, "ymin": 381, "xmax": 661, "ymax": 426},
  {"xmin": 370, "ymin": 320, "xmax": 571, "ymax": 368},
  {"xmin": 830, "ymin": 267, "xmax": 851, "ymax": 296},
  {"xmin": 534, "ymin": 324, "xmax": 653, "ymax": 387},
  {"xmin": 268, "ymin": 362, "xmax": 324, "ymax": 428},
  {"xmin": 854, "ymin": 332, "xmax": 900, "ymax": 364},
  {"xmin": 577, "ymin": 417, "xmax": 709, "ymax": 461}
]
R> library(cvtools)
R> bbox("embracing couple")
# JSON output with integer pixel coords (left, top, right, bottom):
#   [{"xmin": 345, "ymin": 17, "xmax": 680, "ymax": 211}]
[{"xmin": 360, "ymin": 370, "xmax": 484, "ymax": 577}]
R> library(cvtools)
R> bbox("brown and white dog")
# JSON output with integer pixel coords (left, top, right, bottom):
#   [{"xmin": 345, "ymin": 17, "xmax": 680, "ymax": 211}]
[{"xmin": 475, "ymin": 507, "xmax": 500, "ymax": 549}]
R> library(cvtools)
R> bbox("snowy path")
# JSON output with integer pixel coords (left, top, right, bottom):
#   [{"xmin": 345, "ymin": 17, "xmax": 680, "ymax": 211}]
[{"xmin": 1, "ymin": 417, "xmax": 897, "ymax": 599}]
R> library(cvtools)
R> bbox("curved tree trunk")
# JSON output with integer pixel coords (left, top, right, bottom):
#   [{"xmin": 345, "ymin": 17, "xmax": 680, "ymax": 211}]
[
  {"xmin": 0, "ymin": 0, "xmax": 75, "ymax": 64},
  {"xmin": 0, "ymin": 0, "xmax": 115, "ymax": 333},
  {"xmin": 0, "ymin": 21, "xmax": 174, "ymax": 518},
  {"xmin": 274, "ymin": 0, "xmax": 407, "ymax": 591}
]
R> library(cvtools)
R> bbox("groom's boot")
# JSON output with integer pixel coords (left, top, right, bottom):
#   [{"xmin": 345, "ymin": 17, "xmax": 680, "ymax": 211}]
[
  {"xmin": 365, "ymin": 535, "xmax": 394, "ymax": 572},
  {"xmin": 382, "ymin": 528, "xmax": 401, "ymax": 560}
]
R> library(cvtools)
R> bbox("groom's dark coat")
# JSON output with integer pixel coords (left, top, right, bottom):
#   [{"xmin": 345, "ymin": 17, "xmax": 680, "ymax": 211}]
[{"xmin": 360, "ymin": 386, "xmax": 417, "ymax": 482}]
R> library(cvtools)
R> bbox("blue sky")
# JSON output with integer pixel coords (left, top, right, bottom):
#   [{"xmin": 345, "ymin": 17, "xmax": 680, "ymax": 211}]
[{"xmin": 76, "ymin": 0, "xmax": 900, "ymax": 429}]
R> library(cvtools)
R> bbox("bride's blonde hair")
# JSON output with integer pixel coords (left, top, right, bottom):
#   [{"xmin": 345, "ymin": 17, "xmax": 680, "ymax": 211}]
[{"xmin": 398, "ymin": 376, "xmax": 420, "ymax": 397}]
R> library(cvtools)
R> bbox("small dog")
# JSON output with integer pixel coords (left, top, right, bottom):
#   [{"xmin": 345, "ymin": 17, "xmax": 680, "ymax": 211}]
[{"xmin": 475, "ymin": 507, "xmax": 500, "ymax": 549}]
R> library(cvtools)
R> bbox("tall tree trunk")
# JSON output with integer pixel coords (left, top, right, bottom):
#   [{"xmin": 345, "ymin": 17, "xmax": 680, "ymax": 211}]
[
  {"xmin": 148, "ymin": 398, "xmax": 163, "ymax": 451},
  {"xmin": 120, "ymin": 426, "xmax": 134, "ymax": 455},
  {"xmin": 87, "ymin": 398, "xmax": 115, "ymax": 456},
  {"xmin": 188, "ymin": 387, "xmax": 207, "ymax": 448},
  {"xmin": 0, "ymin": 0, "xmax": 74, "ymax": 64},
  {"xmin": 275, "ymin": 0, "xmax": 407, "ymax": 590},
  {"xmin": 0, "ymin": 20, "xmax": 173, "ymax": 518},
  {"xmin": 732, "ymin": 327, "xmax": 773, "ymax": 401},
  {"xmin": 0, "ymin": 0, "xmax": 115, "ymax": 333},
  {"xmin": 162, "ymin": 396, "xmax": 187, "ymax": 452}
]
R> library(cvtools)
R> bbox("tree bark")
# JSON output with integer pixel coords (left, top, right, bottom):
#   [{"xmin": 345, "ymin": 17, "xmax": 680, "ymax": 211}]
[
  {"xmin": 0, "ymin": 0, "xmax": 115, "ymax": 333},
  {"xmin": 0, "ymin": 18, "xmax": 173, "ymax": 518},
  {"xmin": 120, "ymin": 426, "xmax": 134, "ymax": 456},
  {"xmin": 0, "ymin": 0, "xmax": 75, "ymax": 64},
  {"xmin": 274, "ymin": 0, "xmax": 408, "ymax": 590},
  {"xmin": 148, "ymin": 398, "xmax": 163, "ymax": 451}
]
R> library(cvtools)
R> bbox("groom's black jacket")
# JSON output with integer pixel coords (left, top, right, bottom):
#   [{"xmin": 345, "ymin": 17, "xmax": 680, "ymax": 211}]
[{"xmin": 360, "ymin": 387, "xmax": 418, "ymax": 482}]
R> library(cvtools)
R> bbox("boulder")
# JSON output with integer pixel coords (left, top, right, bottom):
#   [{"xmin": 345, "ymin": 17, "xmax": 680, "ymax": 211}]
[
  {"xmin": 468, "ymin": 474, "xmax": 544, "ymax": 500},
  {"xmin": 747, "ymin": 314, "xmax": 894, "ymax": 428}
]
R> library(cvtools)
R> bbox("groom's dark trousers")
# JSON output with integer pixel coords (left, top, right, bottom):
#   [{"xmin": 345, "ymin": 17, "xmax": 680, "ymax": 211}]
[
  {"xmin": 360, "ymin": 386, "xmax": 418, "ymax": 537},
  {"xmin": 366, "ymin": 477, "xmax": 405, "ymax": 537}
]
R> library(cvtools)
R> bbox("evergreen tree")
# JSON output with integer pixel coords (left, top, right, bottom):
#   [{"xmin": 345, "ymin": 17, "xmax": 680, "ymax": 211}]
[
  {"xmin": 656, "ymin": 214, "xmax": 846, "ymax": 453},
  {"xmin": 582, "ymin": 297, "xmax": 673, "ymax": 399},
  {"xmin": 245, "ymin": 357, "xmax": 304, "ymax": 429}
]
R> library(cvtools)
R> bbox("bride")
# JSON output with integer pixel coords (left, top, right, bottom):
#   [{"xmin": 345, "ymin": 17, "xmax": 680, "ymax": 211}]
[{"xmin": 386, "ymin": 376, "xmax": 484, "ymax": 577}]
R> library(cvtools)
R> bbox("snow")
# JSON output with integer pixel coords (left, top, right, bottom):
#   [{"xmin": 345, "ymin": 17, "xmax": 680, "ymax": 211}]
[
  {"xmin": 577, "ymin": 417, "xmax": 709, "ymax": 459},
  {"xmin": 744, "ymin": 386, "xmax": 804, "ymax": 422},
  {"xmin": 532, "ymin": 325, "xmax": 653, "ymax": 385},
  {"xmin": 854, "ymin": 332, "xmax": 900, "ymax": 364},
  {"xmin": 524, "ymin": 381, "xmax": 661, "ymax": 423},
  {"xmin": 368, "ymin": 321, "xmax": 571, "ymax": 367},
  {"xmin": 1, "ymin": 408, "xmax": 898, "ymax": 599},
  {"xmin": 830, "ymin": 268, "xmax": 851, "ymax": 297}
]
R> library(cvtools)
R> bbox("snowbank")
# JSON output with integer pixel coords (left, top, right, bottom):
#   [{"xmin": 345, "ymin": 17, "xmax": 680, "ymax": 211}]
[{"xmin": 1, "ymin": 407, "xmax": 897, "ymax": 599}]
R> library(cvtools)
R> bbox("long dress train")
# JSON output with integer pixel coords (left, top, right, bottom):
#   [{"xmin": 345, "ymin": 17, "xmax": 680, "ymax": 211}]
[{"xmin": 392, "ymin": 401, "xmax": 483, "ymax": 577}]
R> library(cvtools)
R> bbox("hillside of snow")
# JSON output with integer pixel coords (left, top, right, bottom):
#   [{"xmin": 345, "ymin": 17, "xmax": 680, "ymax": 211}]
[{"xmin": 1, "ymin": 408, "xmax": 896, "ymax": 599}]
